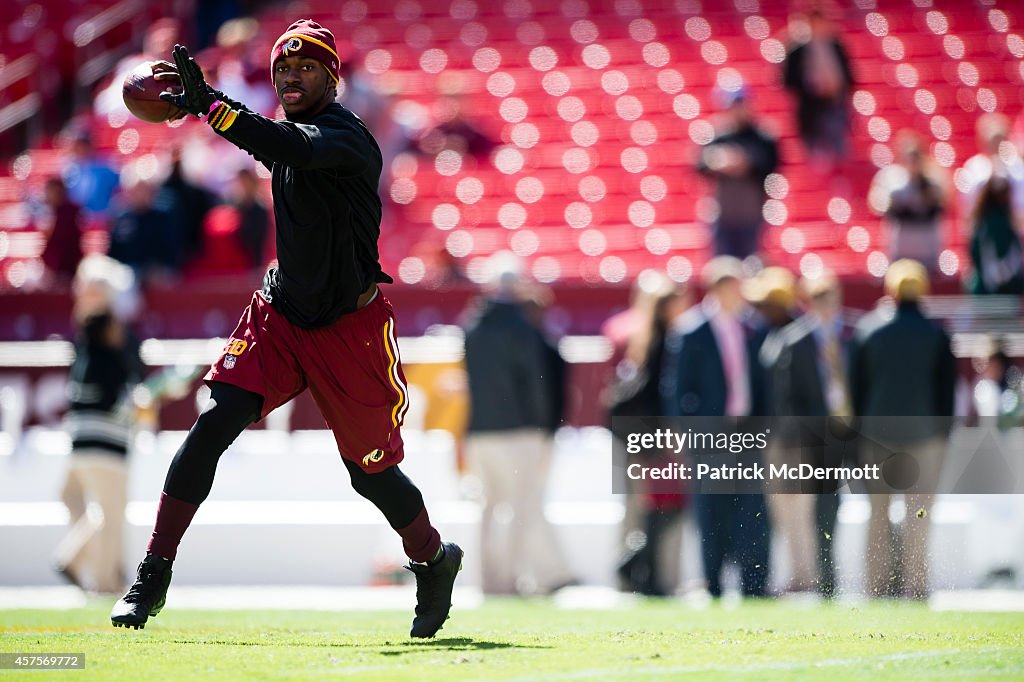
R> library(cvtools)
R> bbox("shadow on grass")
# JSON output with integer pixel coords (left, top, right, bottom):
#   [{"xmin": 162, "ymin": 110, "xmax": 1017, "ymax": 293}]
[
  {"xmin": 378, "ymin": 637, "xmax": 549, "ymax": 656},
  {"xmin": 157, "ymin": 636, "xmax": 547, "ymax": 652}
]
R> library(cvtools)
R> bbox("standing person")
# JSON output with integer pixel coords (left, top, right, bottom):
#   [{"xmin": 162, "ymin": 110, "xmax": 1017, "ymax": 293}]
[
  {"xmin": 55, "ymin": 256, "xmax": 142, "ymax": 594},
  {"xmin": 110, "ymin": 21, "xmax": 463, "ymax": 638},
  {"xmin": 850, "ymin": 259, "xmax": 957, "ymax": 599},
  {"xmin": 966, "ymin": 174, "xmax": 1024, "ymax": 296},
  {"xmin": 661, "ymin": 257, "xmax": 771, "ymax": 598},
  {"xmin": 697, "ymin": 87, "xmax": 780, "ymax": 260},
  {"xmin": 462, "ymin": 256, "xmax": 573, "ymax": 595},
  {"xmin": 39, "ymin": 177, "xmax": 84, "ymax": 284},
  {"xmin": 160, "ymin": 147, "xmax": 215, "ymax": 264},
  {"xmin": 958, "ymin": 113, "xmax": 1024, "ymax": 222},
  {"xmin": 782, "ymin": 8, "xmax": 855, "ymax": 170},
  {"xmin": 229, "ymin": 168, "xmax": 271, "ymax": 271},
  {"xmin": 62, "ymin": 132, "xmax": 120, "ymax": 220},
  {"xmin": 107, "ymin": 177, "xmax": 183, "ymax": 284},
  {"xmin": 761, "ymin": 272, "xmax": 850, "ymax": 597},
  {"xmin": 608, "ymin": 271, "xmax": 689, "ymax": 596},
  {"xmin": 869, "ymin": 131, "xmax": 948, "ymax": 272}
]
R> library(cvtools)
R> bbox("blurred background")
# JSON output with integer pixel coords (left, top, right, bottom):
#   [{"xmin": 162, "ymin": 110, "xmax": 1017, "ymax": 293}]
[{"xmin": 0, "ymin": 0, "xmax": 1022, "ymax": 603}]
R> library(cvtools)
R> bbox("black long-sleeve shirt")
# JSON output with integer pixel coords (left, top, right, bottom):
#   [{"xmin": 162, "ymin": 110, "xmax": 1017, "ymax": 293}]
[
  {"xmin": 209, "ymin": 94, "xmax": 392, "ymax": 328},
  {"xmin": 67, "ymin": 324, "xmax": 143, "ymax": 457}
]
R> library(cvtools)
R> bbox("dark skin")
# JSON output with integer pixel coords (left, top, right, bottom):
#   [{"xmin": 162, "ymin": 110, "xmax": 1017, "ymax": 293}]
[
  {"xmin": 273, "ymin": 54, "xmax": 336, "ymax": 120},
  {"xmin": 153, "ymin": 54, "xmax": 336, "ymax": 122}
]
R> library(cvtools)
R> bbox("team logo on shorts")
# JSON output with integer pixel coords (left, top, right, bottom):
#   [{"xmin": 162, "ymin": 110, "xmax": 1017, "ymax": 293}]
[
  {"xmin": 223, "ymin": 355, "xmax": 236, "ymax": 369},
  {"xmin": 362, "ymin": 449, "xmax": 385, "ymax": 467},
  {"xmin": 283, "ymin": 37, "xmax": 302, "ymax": 55}
]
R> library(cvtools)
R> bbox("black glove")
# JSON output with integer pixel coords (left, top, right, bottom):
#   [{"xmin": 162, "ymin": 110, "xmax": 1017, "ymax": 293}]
[{"xmin": 159, "ymin": 44, "xmax": 216, "ymax": 117}]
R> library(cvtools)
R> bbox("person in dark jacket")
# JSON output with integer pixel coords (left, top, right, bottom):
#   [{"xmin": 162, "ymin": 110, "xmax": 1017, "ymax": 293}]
[
  {"xmin": 159, "ymin": 148, "xmax": 215, "ymax": 263},
  {"xmin": 55, "ymin": 256, "xmax": 142, "ymax": 594},
  {"xmin": 850, "ymin": 259, "xmax": 957, "ymax": 598},
  {"xmin": 111, "ymin": 20, "xmax": 462, "ymax": 638},
  {"xmin": 697, "ymin": 87, "xmax": 780, "ymax": 260},
  {"xmin": 661, "ymin": 256, "xmax": 771, "ymax": 598},
  {"xmin": 782, "ymin": 9, "xmax": 855, "ymax": 169},
  {"xmin": 107, "ymin": 178, "xmax": 183, "ymax": 283},
  {"xmin": 463, "ymin": 256, "xmax": 572, "ymax": 595},
  {"xmin": 966, "ymin": 173, "xmax": 1024, "ymax": 295},
  {"xmin": 230, "ymin": 167, "xmax": 271, "ymax": 270},
  {"xmin": 760, "ymin": 272, "xmax": 851, "ymax": 597}
]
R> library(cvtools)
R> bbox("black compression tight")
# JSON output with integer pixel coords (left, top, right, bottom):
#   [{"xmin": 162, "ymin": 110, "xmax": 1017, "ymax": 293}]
[
  {"xmin": 163, "ymin": 383, "xmax": 263, "ymax": 505},
  {"xmin": 164, "ymin": 383, "xmax": 427, "ymax": 529},
  {"xmin": 342, "ymin": 457, "xmax": 426, "ymax": 530}
]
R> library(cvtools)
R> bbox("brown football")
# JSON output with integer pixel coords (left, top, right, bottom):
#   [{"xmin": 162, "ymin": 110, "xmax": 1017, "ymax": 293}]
[{"xmin": 122, "ymin": 62, "xmax": 183, "ymax": 123}]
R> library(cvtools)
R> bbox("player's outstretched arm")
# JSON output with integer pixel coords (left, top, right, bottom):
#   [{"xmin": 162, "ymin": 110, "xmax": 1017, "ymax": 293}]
[
  {"xmin": 160, "ymin": 44, "xmax": 374, "ymax": 174},
  {"xmin": 158, "ymin": 45, "xmax": 271, "ymax": 167},
  {"xmin": 210, "ymin": 111, "xmax": 377, "ymax": 174}
]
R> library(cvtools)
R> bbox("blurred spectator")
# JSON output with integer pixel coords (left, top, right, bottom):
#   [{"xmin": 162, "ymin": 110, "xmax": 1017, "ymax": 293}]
[
  {"xmin": 108, "ymin": 177, "xmax": 183, "ymax": 283},
  {"xmin": 760, "ymin": 272, "xmax": 849, "ymax": 597},
  {"xmin": 745, "ymin": 266, "xmax": 798, "ymax": 333},
  {"xmin": 521, "ymin": 285, "xmax": 568, "ymax": 436},
  {"xmin": 601, "ymin": 275, "xmax": 659, "ymax": 368},
  {"xmin": 404, "ymin": 96, "xmax": 496, "ymax": 161},
  {"xmin": 39, "ymin": 177, "xmax": 84, "ymax": 283},
  {"xmin": 661, "ymin": 256, "xmax": 771, "ymax": 598},
  {"xmin": 744, "ymin": 266, "xmax": 799, "ymax": 424},
  {"xmin": 210, "ymin": 18, "xmax": 278, "ymax": 116},
  {"xmin": 973, "ymin": 339, "xmax": 1024, "ymax": 428},
  {"xmin": 958, "ymin": 114, "xmax": 1024, "ymax": 222},
  {"xmin": 196, "ymin": 1, "xmax": 243, "ymax": 51},
  {"xmin": 522, "ymin": 285, "xmax": 579, "ymax": 593},
  {"xmin": 965, "ymin": 174, "xmax": 1024, "ymax": 295},
  {"xmin": 229, "ymin": 168, "xmax": 270, "ymax": 270},
  {"xmin": 180, "ymin": 167, "xmax": 268, "ymax": 278},
  {"xmin": 698, "ymin": 87, "xmax": 780, "ymax": 260},
  {"xmin": 850, "ymin": 259, "xmax": 957, "ymax": 599},
  {"xmin": 606, "ymin": 270, "xmax": 689, "ymax": 595},
  {"xmin": 869, "ymin": 131, "xmax": 948, "ymax": 272},
  {"xmin": 160, "ymin": 148, "xmax": 216, "ymax": 263},
  {"xmin": 782, "ymin": 8, "xmax": 854, "ymax": 170},
  {"xmin": 61, "ymin": 133, "xmax": 120, "ymax": 219},
  {"xmin": 462, "ymin": 254, "xmax": 573, "ymax": 595},
  {"xmin": 54, "ymin": 256, "xmax": 142, "ymax": 594}
]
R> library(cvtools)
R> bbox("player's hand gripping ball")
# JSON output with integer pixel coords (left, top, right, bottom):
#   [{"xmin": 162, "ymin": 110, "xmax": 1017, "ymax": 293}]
[
  {"xmin": 122, "ymin": 61, "xmax": 188, "ymax": 123},
  {"xmin": 159, "ymin": 44, "xmax": 217, "ymax": 118}
]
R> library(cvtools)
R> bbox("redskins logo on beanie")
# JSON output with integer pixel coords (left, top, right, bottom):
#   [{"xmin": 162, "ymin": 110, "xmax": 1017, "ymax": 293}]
[{"xmin": 270, "ymin": 19, "xmax": 340, "ymax": 85}]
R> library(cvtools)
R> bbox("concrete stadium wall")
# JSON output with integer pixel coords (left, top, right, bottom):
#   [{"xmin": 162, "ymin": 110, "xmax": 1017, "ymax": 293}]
[{"xmin": 1, "ymin": 426, "xmax": 1022, "ymax": 594}]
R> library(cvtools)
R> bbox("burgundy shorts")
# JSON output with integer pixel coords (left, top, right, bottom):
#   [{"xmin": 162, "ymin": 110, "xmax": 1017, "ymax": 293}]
[{"xmin": 205, "ymin": 289, "xmax": 410, "ymax": 473}]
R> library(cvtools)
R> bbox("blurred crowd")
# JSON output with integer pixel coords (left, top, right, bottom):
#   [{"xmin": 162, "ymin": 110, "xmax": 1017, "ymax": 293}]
[
  {"xmin": 20, "ymin": 2, "xmax": 1023, "ymax": 598},
  {"xmin": 457, "ymin": 248, "xmax": 1023, "ymax": 600},
  {"xmin": 16, "ymin": 6, "xmax": 1022, "ymax": 299}
]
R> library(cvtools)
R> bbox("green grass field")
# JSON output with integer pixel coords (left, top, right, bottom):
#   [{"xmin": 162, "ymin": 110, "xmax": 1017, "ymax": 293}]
[{"xmin": 1, "ymin": 600, "xmax": 1022, "ymax": 681}]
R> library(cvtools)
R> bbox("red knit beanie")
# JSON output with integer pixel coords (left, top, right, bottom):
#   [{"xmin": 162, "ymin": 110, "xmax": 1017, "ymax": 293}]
[{"xmin": 270, "ymin": 19, "xmax": 340, "ymax": 85}]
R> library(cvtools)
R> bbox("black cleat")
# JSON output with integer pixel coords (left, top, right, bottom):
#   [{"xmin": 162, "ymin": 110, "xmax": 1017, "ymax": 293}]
[
  {"xmin": 110, "ymin": 553, "xmax": 173, "ymax": 630},
  {"xmin": 407, "ymin": 542, "xmax": 464, "ymax": 638}
]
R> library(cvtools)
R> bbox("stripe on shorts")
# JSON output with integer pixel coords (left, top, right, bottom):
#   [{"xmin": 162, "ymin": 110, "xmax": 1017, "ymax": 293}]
[{"xmin": 382, "ymin": 318, "xmax": 409, "ymax": 428}]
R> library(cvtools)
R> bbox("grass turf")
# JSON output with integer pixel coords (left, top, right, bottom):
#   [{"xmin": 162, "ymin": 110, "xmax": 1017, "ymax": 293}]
[{"xmin": 1, "ymin": 599, "xmax": 1022, "ymax": 681}]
